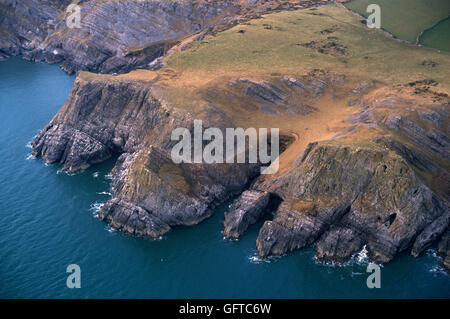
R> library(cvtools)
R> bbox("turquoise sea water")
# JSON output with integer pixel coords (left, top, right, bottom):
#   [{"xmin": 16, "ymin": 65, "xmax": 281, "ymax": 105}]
[{"xmin": 0, "ymin": 57, "xmax": 449, "ymax": 298}]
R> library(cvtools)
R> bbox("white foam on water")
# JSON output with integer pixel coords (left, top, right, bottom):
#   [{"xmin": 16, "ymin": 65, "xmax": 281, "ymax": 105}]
[
  {"xmin": 89, "ymin": 202, "xmax": 105, "ymax": 217},
  {"xmin": 425, "ymin": 248, "xmax": 449, "ymax": 277},
  {"xmin": 355, "ymin": 245, "xmax": 369, "ymax": 265},
  {"xmin": 92, "ymin": 172, "xmax": 99, "ymax": 178},
  {"xmin": 96, "ymin": 191, "xmax": 112, "ymax": 196},
  {"xmin": 223, "ymin": 236, "xmax": 239, "ymax": 242},
  {"xmin": 429, "ymin": 265, "xmax": 449, "ymax": 277},
  {"xmin": 312, "ymin": 244, "xmax": 371, "ymax": 268},
  {"xmin": 426, "ymin": 248, "xmax": 438, "ymax": 258},
  {"xmin": 248, "ymin": 255, "xmax": 266, "ymax": 264},
  {"xmin": 105, "ymin": 225, "xmax": 117, "ymax": 233},
  {"xmin": 248, "ymin": 253, "xmax": 280, "ymax": 264},
  {"xmin": 313, "ymin": 256, "xmax": 340, "ymax": 268},
  {"xmin": 313, "ymin": 254, "xmax": 358, "ymax": 268},
  {"xmin": 56, "ymin": 169, "xmax": 76, "ymax": 176}
]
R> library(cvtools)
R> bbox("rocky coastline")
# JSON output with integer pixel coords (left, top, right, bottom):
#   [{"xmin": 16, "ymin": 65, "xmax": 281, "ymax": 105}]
[{"xmin": 2, "ymin": 0, "xmax": 448, "ymax": 272}]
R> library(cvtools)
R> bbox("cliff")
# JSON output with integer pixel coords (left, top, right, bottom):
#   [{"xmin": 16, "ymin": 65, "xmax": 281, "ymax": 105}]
[
  {"xmin": 19, "ymin": 2, "xmax": 450, "ymax": 271},
  {"xmin": 0, "ymin": 0, "xmax": 327, "ymax": 73},
  {"xmin": 246, "ymin": 83, "xmax": 450, "ymax": 264},
  {"xmin": 32, "ymin": 72, "xmax": 261, "ymax": 236}
]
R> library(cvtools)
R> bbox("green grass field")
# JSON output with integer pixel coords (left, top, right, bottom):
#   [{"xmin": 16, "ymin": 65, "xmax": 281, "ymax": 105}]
[
  {"xmin": 344, "ymin": 0, "xmax": 450, "ymax": 44},
  {"xmin": 419, "ymin": 17, "xmax": 450, "ymax": 52}
]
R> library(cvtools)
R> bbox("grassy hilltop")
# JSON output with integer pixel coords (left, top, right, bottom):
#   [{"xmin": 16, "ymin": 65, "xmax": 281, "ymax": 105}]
[{"xmin": 166, "ymin": 3, "xmax": 449, "ymax": 82}]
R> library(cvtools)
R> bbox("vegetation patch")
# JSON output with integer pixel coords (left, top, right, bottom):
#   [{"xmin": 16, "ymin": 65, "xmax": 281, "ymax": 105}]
[{"xmin": 297, "ymin": 39, "xmax": 349, "ymax": 56}]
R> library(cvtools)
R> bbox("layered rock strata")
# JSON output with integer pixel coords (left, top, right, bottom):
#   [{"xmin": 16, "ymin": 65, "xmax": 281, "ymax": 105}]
[
  {"xmin": 223, "ymin": 190, "xmax": 270, "ymax": 240},
  {"xmin": 0, "ymin": 0, "xmax": 328, "ymax": 73}
]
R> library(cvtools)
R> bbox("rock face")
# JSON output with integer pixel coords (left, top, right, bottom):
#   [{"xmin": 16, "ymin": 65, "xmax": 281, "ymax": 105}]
[
  {"xmin": 0, "ymin": 0, "xmax": 328, "ymax": 73},
  {"xmin": 223, "ymin": 190, "xmax": 270, "ymax": 239},
  {"xmin": 315, "ymin": 227, "xmax": 364, "ymax": 263},
  {"xmin": 1, "ymin": 0, "xmax": 236, "ymax": 73},
  {"xmin": 252, "ymin": 89, "xmax": 450, "ymax": 265},
  {"xmin": 0, "ymin": 0, "xmax": 71, "ymax": 60},
  {"xmin": 31, "ymin": 72, "xmax": 262, "ymax": 237},
  {"xmin": 411, "ymin": 213, "xmax": 450, "ymax": 258},
  {"xmin": 256, "ymin": 200, "xmax": 338, "ymax": 257},
  {"xmin": 97, "ymin": 145, "xmax": 261, "ymax": 237},
  {"xmin": 255, "ymin": 141, "xmax": 448, "ymax": 263},
  {"xmin": 31, "ymin": 75, "xmax": 171, "ymax": 171}
]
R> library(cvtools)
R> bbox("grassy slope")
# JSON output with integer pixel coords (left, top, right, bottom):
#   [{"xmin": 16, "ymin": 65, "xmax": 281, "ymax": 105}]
[
  {"xmin": 344, "ymin": 0, "xmax": 450, "ymax": 43},
  {"xmin": 164, "ymin": 3, "xmax": 449, "ymax": 92},
  {"xmin": 85, "ymin": 3, "xmax": 449, "ymax": 135},
  {"xmin": 152, "ymin": 3, "xmax": 449, "ymax": 174}
]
